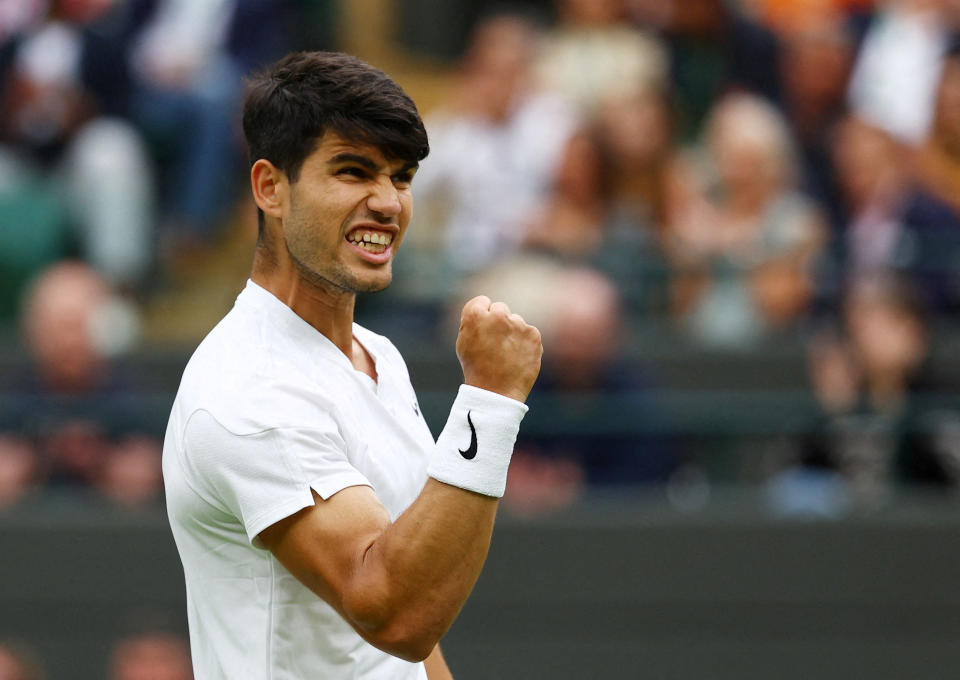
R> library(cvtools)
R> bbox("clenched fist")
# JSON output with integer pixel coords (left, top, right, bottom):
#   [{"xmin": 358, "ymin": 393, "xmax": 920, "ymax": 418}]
[{"xmin": 456, "ymin": 296, "xmax": 543, "ymax": 403}]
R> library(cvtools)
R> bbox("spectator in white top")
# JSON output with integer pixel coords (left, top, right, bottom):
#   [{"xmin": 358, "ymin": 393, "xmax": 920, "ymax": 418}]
[
  {"xmin": 412, "ymin": 13, "xmax": 578, "ymax": 274},
  {"xmin": 534, "ymin": 0, "xmax": 669, "ymax": 113},
  {"xmin": 848, "ymin": 0, "xmax": 955, "ymax": 145}
]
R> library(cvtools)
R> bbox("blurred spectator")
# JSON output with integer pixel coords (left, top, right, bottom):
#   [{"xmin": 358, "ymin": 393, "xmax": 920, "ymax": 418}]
[
  {"xmin": 915, "ymin": 37, "xmax": 960, "ymax": 216},
  {"xmin": 848, "ymin": 0, "xmax": 952, "ymax": 145},
  {"xmin": 62, "ymin": 116, "xmax": 154, "ymax": 288},
  {"xmin": 129, "ymin": 0, "xmax": 242, "ymax": 255},
  {"xmin": 832, "ymin": 114, "xmax": 960, "ymax": 311},
  {"xmin": 593, "ymin": 88, "xmax": 676, "ymax": 312},
  {"xmin": 595, "ymin": 88, "xmax": 674, "ymax": 230},
  {"xmin": 521, "ymin": 129, "xmax": 612, "ymax": 259},
  {"xmin": 0, "ymin": 0, "xmax": 156, "ymax": 289},
  {"xmin": 97, "ymin": 435, "xmax": 163, "ymax": 508},
  {"xmin": 770, "ymin": 272, "xmax": 956, "ymax": 514},
  {"xmin": 10, "ymin": 261, "xmax": 161, "ymax": 503},
  {"xmin": 0, "ymin": 435, "xmax": 41, "ymax": 510},
  {"xmin": 19, "ymin": 265, "xmax": 113, "ymax": 489},
  {"xmin": 128, "ymin": 0, "xmax": 287, "ymax": 262},
  {"xmin": 0, "ymin": 1, "xmax": 47, "ymax": 47},
  {"xmin": 20, "ymin": 261, "xmax": 133, "ymax": 394},
  {"xmin": 534, "ymin": 0, "xmax": 669, "ymax": 113},
  {"xmin": 777, "ymin": 9, "xmax": 855, "ymax": 232},
  {"xmin": 0, "ymin": 640, "xmax": 44, "ymax": 680},
  {"xmin": 642, "ymin": 0, "xmax": 781, "ymax": 140},
  {"xmin": 520, "ymin": 113, "xmax": 671, "ymax": 313},
  {"xmin": 412, "ymin": 13, "xmax": 578, "ymax": 274},
  {"xmin": 109, "ymin": 631, "xmax": 192, "ymax": 680},
  {"xmin": 665, "ymin": 93, "xmax": 825, "ymax": 347}
]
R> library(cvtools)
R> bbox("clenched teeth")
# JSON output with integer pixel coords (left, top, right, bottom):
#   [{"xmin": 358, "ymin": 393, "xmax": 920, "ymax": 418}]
[
  {"xmin": 347, "ymin": 231, "xmax": 393, "ymax": 246},
  {"xmin": 354, "ymin": 240, "xmax": 387, "ymax": 253}
]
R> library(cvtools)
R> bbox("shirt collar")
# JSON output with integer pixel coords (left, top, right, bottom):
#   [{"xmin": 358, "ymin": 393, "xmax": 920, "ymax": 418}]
[{"xmin": 236, "ymin": 279, "xmax": 354, "ymax": 370}]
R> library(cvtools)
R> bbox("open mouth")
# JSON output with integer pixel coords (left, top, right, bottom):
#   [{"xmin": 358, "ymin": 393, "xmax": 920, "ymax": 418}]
[
  {"xmin": 346, "ymin": 227, "xmax": 394, "ymax": 255},
  {"xmin": 346, "ymin": 225, "xmax": 397, "ymax": 265}
]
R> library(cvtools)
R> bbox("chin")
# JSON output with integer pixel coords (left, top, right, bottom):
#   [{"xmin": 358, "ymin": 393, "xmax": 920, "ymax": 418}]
[
  {"xmin": 347, "ymin": 267, "xmax": 393, "ymax": 294},
  {"xmin": 356, "ymin": 276, "xmax": 392, "ymax": 294}
]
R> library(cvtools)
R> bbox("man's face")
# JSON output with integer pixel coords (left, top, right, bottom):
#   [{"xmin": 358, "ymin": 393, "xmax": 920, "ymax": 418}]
[{"xmin": 281, "ymin": 133, "xmax": 416, "ymax": 294}]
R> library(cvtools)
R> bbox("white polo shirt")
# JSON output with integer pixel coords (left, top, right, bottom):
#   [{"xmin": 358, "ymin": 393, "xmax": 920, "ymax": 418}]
[{"xmin": 162, "ymin": 280, "xmax": 434, "ymax": 680}]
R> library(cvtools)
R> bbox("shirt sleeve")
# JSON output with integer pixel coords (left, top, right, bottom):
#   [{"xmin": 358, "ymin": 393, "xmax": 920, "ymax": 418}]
[{"xmin": 182, "ymin": 408, "xmax": 372, "ymax": 547}]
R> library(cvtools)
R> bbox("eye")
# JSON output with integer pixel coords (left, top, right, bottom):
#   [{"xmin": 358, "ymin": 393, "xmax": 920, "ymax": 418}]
[
  {"xmin": 337, "ymin": 167, "xmax": 369, "ymax": 179},
  {"xmin": 392, "ymin": 171, "xmax": 414, "ymax": 188}
]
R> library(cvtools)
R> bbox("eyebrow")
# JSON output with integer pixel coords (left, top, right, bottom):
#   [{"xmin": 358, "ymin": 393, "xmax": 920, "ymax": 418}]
[{"xmin": 329, "ymin": 153, "xmax": 419, "ymax": 174}]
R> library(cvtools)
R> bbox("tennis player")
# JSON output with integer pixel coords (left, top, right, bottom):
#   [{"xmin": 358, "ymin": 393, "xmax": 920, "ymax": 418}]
[{"xmin": 162, "ymin": 51, "xmax": 542, "ymax": 679}]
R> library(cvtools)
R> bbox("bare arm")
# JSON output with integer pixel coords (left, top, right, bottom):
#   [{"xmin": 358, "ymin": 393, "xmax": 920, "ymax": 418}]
[
  {"xmin": 260, "ymin": 296, "xmax": 541, "ymax": 662},
  {"xmin": 424, "ymin": 645, "xmax": 454, "ymax": 679},
  {"xmin": 260, "ymin": 480, "xmax": 495, "ymax": 661}
]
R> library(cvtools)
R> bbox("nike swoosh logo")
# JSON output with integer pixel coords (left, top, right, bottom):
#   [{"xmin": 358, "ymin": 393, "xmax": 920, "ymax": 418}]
[{"xmin": 459, "ymin": 410, "xmax": 478, "ymax": 460}]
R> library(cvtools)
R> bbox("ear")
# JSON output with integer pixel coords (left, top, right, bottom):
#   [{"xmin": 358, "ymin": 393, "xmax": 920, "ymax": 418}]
[{"xmin": 250, "ymin": 159, "xmax": 287, "ymax": 221}]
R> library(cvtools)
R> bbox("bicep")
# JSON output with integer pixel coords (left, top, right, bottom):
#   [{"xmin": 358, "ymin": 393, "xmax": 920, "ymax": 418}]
[{"xmin": 258, "ymin": 485, "xmax": 391, "ymax": 614}]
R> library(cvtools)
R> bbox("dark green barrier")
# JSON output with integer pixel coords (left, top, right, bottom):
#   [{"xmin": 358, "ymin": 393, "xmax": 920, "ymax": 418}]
[{"xmin": 3, "ymin": 497, "xmax": 960, "ymax": 679}]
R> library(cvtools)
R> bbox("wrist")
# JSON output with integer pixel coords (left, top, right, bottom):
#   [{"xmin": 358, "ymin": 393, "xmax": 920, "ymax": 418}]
[
  {"xmin": 463, "ymin": 379, "xmax": 529, "ymax": 404},
  {"xmin": 427, "ymin": 385, "xmax": 529, "ymax": 498}
]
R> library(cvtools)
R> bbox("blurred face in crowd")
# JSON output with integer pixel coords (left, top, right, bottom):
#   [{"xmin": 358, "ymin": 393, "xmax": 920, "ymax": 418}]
[
  {"xmin": 832, "ymin": 117, "xmax": 902, "ymax": 210},
  {"xmin": 44, "ymin": 419, "xmax": 109, "ymax": 485},
  {"xmin": 597, "ymin": 91, "xmax": 671, "ymax": 169},
  {"xmin": 460, "ymin": 16, "xmax": 535, "ymax": 121},
  {"xmin": 781, "ymin": 14, "xmax": 853, "ymax": 122},
  {"xmin": 845, "ymin": 279, "xmax": 927, "ymax": 381},
  {"xmin": 934, "ymin": 56, "xmax": 960, "ymax": 157},
  {"xmin": 0, "ymin": 437, "xmax": 38, "ymax": 510},
  {"xmin": 0, "ymin": 643, "xmax": 41, "ymax": 680},
  {"xmin": 110, "ymin": 633, "xmax": 192, "ymax": 680},
  {"xmin": 708, "ymin": 96, "xmax": 793, "ymax": 204},
  {"xmin": 547, "ymin": 269, "xmax": 621, "ymax": 386},
  {"xmin": 98, "ymin": 436, "xmax": 163, "ymax": 507},
  {"xmin": 23, "ymin": 263, "xmax": 110, "ymax": 392},
  {"xmin": 269, "ymin": 133, "xmax": 415, "ymax": 295},
  {"xmin": 554, "ymin": 131, "xmax": 606, "ymax": 205}
]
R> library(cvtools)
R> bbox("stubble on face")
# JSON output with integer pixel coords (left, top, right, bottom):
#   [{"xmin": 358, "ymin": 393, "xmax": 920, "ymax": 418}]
[
  {"xmin": 283, "ymin": 192, "xmax": 395, "ymax": 296},
  {"xmin": 276, "ymin": 134, "xmax": 414, "ymax": 298}
]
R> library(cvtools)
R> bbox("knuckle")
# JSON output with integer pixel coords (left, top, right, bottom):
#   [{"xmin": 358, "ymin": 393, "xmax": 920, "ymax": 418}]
[
  {"xmin": 463, "ymin": 295, "xmax": 490, "ymax": 314},
  {"xmin": 490, "ymin": 301, "xmax": 511, "ymax": 316}
]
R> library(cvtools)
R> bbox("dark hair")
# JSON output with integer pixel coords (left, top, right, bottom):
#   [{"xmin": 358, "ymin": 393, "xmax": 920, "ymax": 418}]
[{"xmin": 242, "ymin": 51, "xmax": 429, "ymax": 184}]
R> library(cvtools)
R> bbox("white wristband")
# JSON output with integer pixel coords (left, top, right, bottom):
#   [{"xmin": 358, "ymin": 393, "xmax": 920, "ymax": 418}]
[{"xmin": 428, "ymin": 384, "xmax": 529, "ymax": 498}]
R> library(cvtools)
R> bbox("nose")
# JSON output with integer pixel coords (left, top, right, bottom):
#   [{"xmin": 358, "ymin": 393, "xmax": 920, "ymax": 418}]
[{"xmin": 366, "ymin": 176, "xmax": 402, "ymax": 220}]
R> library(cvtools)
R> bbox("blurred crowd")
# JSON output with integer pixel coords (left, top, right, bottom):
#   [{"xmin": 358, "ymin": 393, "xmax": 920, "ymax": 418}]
[
  {"xmin": 3, "ymin": 0, "xmax": 960, "ymax": 517},
  {"xmin": 0, "ymin": 629, "xmax": 193, "ymax": 680}
]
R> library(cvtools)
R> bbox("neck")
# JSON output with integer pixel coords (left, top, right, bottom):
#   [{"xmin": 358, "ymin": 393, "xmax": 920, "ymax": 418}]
[{"xmin": 251, "ymin": 246, "xmax": 356, "ymax": 358}]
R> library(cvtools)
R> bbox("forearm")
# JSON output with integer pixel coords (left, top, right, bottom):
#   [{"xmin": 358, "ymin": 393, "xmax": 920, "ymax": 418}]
[
  {"xmin": 348, "ymin": 478, "xmax": 497, "ymax": 656},
  {"xmin": 345, "ymin": 384, "xmax": 529, "ymax": 658}
]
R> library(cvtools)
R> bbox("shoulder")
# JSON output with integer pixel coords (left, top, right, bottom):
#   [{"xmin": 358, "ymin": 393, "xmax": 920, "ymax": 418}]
[{"xmin": 177, "ymin": 318, "xmax": 342, "ymax": 438}]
